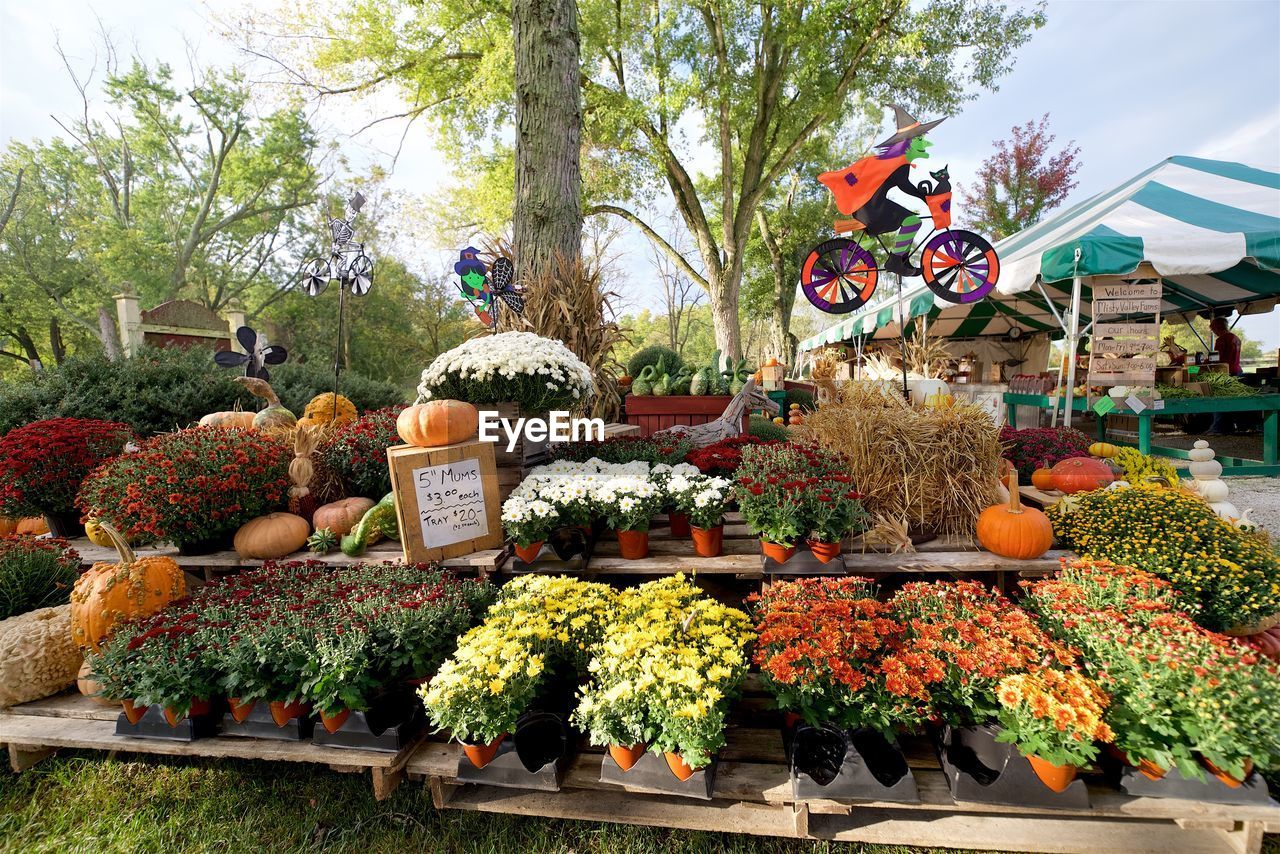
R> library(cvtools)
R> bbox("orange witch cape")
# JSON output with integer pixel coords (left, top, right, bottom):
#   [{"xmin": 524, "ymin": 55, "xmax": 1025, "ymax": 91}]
[{"xmin": 818, "ymin": 153, "xmax": 908, "ymax": 217}]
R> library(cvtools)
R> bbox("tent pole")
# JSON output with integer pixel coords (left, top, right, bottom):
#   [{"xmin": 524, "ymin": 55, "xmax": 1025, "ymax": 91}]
[{"xmin": 1063, "ymin": 250, "xmax": 1084, "ymax": 428}]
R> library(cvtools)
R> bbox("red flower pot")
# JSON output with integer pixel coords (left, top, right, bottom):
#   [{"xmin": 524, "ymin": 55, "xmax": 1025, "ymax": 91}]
[
  {"xmin": 690, "ymin": 525, "xmax": 723, "ymax": 557},
  {"xmin": 1027, "ymin": 755, "xmax": 1078, "ymax": 793},
  {"xmin": 121, "ymin": 699, "xmax": 148, "ymax": 725},
  {"xmin": 513, "ymin": 541, "xmax": 544, "ymax": 563},
  {"xmin": 1202, "ymin": 756, "xmax": 1252, "ymax": 788},
  {"xmin": 462, "ymin": 733, "xmax": 506, "ymax": 769},
  {"xmin": 760, "ymin": 540, "xmax": 795, "ymax": 563},
  {"xmin": 227, "ymin": 697, "xmax": 255, "ymax": 723},
  {"xmin": 664, "ymin": 751, "xmax": 698, "ymax": 781},
  {"xmin": 668, "ymin": 512, "xmax": 691, "ymax": 537},
  {"xmin": 807, "ymin": 539, "xmax": 841, "ymax": 563},
  {"xmin": 617, "ymin": 529, "xmax": 650, "ymax": 560},
  {"xmin": 782, "ymin": 711, "xmax": 803, "ymax": 729},
  {"xmin": 319, "ymin": 708, "xmax": 351, "ymax": 734},
  {"xmin": 269, "ymin": 699, "xmax": 307, "ymax": 728},
  {"xmin": 609, "ymin": 743, "xmax": 647, "ymax": 771}
]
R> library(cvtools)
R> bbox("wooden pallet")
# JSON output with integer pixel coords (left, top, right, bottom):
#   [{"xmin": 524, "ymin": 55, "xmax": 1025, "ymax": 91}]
[
  {"xmin": 1020, "ymin": 485, "xmax": 1065, "ymax": 509},
  {"xmin": 0, "ymin": 693, "xmax": 422, "ymax": 800},
  {"xmin": 407, "ymin": 722, "xmax": 1280, "ymax": 853},
  {"xmin": 64, "ymin": 538, "xmax": 506, "ymax": 582},
  {"xmin": 579, "ymin": 514, "xmax": 1068, "ymax": 585}
]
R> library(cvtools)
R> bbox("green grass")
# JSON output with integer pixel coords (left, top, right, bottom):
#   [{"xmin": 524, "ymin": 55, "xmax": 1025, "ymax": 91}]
[{"xmin": 0, "ymin": 752, "xmax": 935, "ymax": 853}]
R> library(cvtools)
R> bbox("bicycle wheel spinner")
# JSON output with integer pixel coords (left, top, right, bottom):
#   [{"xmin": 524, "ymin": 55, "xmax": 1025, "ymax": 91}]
[
  {"xmin": 801, "ymin": 239, "xmax": 879, "ymax": 314},
  {"xmin": 921, "ymin": 229, "xmax": 999, "ymax": 304}
]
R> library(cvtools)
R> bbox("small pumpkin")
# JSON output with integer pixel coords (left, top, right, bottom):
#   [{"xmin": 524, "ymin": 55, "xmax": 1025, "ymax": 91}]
[
  {"xmin": 1030, "ymin": 459, "xmax": 1056, "ymax": 492},
  {"xmin": 233, "ymin": 512, "xmax": 311, "ymax": 560},
  {"xmin": 198, "ymin": 410, "xmax": 255, "ymax": 430},
  {"xmin": 234, "ymin": 377, "xmax": 298, "ymax": 432},
  {"xmin": 77, "ymin": 661, "xmax": 117, "ymax": 707},
  {"xmin": 297, "ymin": 392, "xmax": 357, "ymax": 432},
  {"xmin": 976, "ymin": 471, "xmax": 1055, "ymax": 560},
  {"xmin": 1050, "ymin": 457, "xmax": 1116, "ymax": 494},
  {"xmin": 397, "ymin": 400, "xmax": 479, "ymax": 447},
  {"xmin": 71, "ymin": 522, "xmax": 185, "ymax": 652},
  {"xmin": 15, "ymin": 517, "xmax": 48, "ymax": 536},
  {"xmin": 618, "ymin": 375, "xmax": 633, "ymax": 386},
  {"xmin": 84, "ymin": 518, "xmax": 117, "ymax": 548},
  {"xmin": 1089, "ymin": 442, "xmax": 1119, "ymax": 459},
  {"xmin": 765, "ymin": 357, "xmax": 779, "ymax": 367},
  {"xmin": 312, "ymin": 497, "xmax": 376, "ymax": 536}
]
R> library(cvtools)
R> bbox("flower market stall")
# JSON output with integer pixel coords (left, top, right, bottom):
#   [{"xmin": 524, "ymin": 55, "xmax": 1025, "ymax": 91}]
[{"xmin": 1, "ymin": 328, "xmax": 1279, "ymax": 853}]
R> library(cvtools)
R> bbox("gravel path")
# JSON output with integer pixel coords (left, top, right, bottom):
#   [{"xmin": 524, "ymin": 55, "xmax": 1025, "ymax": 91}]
[{"xmin": 1212, "ymin": 477, "xmax": 1280, "ymax": 534}]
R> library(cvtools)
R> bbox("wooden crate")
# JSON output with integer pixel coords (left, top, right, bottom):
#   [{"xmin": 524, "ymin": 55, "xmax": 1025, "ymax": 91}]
[
  {"xmin": 387, "ymin": 441, "xmax": 504, "ymax": 563},
  {"xmin": 406, "ymin": 679, "xmax": 1280, "ymax": 853},
  {"xmin": 624, "ymin": 395, "xmax": 746, "ymax": 438},
  {"xmin": 0, "ymin": 693, "xmax": 421, "ymax": 800},
  {"xmin": 486, "ymin": 402, "xmax": 550, "ymax": 468}
]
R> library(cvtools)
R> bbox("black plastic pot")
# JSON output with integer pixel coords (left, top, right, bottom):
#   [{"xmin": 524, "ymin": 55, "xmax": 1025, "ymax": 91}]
[
  {"xmin": 43, "ymin": 512, "xmax": 82, "ymax": 539},
  {"xmin": 932, "ymin": 723, "xmax": 1090, "ymax": 809},
  {"xmin": 219, "ymin": 700, "xmax": 313, "ymax": 741},
  {"xmin": 115, "ymin": 703, "xmax": 218, "ymax": 742},
  {"xmin": 312, "ymin": 689, "xmax": 424, "ymax": 752},
  {"xmin": 510, "ymin": 523, "xmax": 600, "ymax": 573},
  {"xmin": 456, "ymin": 710, "xmax": 574, "ymax": 791},
  {"xmin": 788, "ymin": 723, "xmax": 919, "ymax": 803},
  {"xmin": 599, "ymin": 749, "xmax": 717, "ymax": 800},
  {"xmin": 174, "ymin": 533, "xmax": 234, "ymax": 556},
  {"xmin": 1102, "ymin": 752, "xmax": 1272, "ymax": 805}
]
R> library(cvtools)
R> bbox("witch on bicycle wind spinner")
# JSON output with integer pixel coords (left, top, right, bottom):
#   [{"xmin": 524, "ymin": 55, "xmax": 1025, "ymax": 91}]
[{"xmin": 800, "ymin": 105, "xmax": 1001, "ymax": 314}]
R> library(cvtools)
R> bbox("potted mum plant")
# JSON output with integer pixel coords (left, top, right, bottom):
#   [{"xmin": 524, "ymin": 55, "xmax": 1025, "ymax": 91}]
[
  {"xmin": 78, "ymin": 426, "xmax": 291, "ymax": 554},
  {"xmin": 804, "ymin": 482, "xmax": 869, "ymax": 563},
  {"xmin": 596, "ymin": 476, "xmax": 663, "ymax": 560},
  {"xmin": 677, "ymin": 475, "xmax": 732, "ymax": 557},
  {"xmin": 993, "ymin": 669, "xmax": 1113, "ymax": 793},
  {"xmin": 737, "ymin": 481, "xmax": 802, "ymax": 563},
  {"xmin": 501, "ymin": 496, "xmax": 562, "ymax": 564},
  {"xmin": 0, "ymin": 418, "xmax": 133, "ymax": 538}
]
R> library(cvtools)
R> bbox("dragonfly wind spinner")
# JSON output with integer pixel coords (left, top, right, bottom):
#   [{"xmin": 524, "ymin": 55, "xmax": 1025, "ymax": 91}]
[
  {"xmin": 455, "ymin": 246, "xmax": 525, "ymax": 328},
  {"xmin": 297, "ymin": 192, "xmax": 375, "ymax": 398}
]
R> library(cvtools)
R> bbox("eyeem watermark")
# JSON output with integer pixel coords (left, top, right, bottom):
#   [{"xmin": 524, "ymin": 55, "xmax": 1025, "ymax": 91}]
[{"xmin": 478, "ymin": 410, "xmax": 604, "ymax": 452}]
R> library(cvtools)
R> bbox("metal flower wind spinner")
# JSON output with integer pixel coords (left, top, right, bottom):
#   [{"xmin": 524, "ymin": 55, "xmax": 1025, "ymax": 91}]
[{"xmin": 214, "ymin": 326, "xmax": 288, "ymax": 381}]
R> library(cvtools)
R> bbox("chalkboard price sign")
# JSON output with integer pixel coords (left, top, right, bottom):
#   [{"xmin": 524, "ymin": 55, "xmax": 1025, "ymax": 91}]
[{"xmin": 387, "ymin": 440, "xmax": 503, "ymax": 562}]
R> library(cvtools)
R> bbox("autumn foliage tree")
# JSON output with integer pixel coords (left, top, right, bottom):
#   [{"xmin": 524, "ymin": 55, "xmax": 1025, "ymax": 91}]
[{"xmin": 965, "ymin": 114, "xmax": 1081, "ymax": 240}]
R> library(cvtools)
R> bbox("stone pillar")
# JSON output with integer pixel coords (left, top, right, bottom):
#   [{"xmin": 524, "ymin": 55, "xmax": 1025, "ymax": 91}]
[
  {"xmin": 224, "ymin": 302, "xmax": 247, "ymax": 353},
  {"xmin": 115, "ymin": 289, "xmax": 143, "ymax": 357}
]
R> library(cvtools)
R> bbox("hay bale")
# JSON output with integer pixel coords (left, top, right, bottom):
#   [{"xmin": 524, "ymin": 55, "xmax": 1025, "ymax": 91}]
[{"xmin": 798, "ymin": 381, "xmax": 1003, "ymax": 540}]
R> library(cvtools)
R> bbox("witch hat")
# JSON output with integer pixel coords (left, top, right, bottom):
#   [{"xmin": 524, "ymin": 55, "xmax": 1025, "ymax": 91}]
[
  {"xmin": 876, "ymin": 104, "xmax": 946, "ymax": 148},
  {"xmin": 454, "ymin": 246, "xmax": 486, "ymax": 277}
]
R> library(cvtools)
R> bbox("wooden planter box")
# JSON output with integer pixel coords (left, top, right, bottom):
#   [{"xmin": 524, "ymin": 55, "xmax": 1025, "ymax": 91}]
[{"xmin": 624, "ymin": 395, "xmax": 747, "ymax": 438}]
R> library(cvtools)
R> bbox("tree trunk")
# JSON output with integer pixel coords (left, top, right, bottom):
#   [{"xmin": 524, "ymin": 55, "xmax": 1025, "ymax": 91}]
[
  {"xmin": 98, "ymin": 306, "xmax": 123, "ymax": 361},
  {"xmin": 512, "ymin": 0, "xmax": 582, "ymax": 281},
  {"xmin": 709, "ymin": 254, "xmax": 743, "ymax": 361},
  {"xmin": 7, "ymin": 325, "xmax": 44, "ymax": 373},
  {"xmin": 49, "ymin": 317, "xmax": 66, "ymax": 365}
]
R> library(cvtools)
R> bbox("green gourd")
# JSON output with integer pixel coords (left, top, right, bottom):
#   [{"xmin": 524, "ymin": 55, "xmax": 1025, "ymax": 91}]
[
  {"xmin": 652, "ymin": 373, "xmax": 671, "ymax": 396},
  {"xmin": 341, "ymin": 494, "xmax": 399, "ymax": 557},
  {"xmin": 690, "ymin": 370, "xmax": 708, "ymax": 396},
  {"xmin": 631, "ymin": 365, "xmax": 656, "ymax": 396}
]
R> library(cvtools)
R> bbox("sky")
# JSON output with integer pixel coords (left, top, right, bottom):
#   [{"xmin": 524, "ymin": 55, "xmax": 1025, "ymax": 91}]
[{"xmin": 2, "ymin": 0, "xmax": 1278, "ymax": 349}]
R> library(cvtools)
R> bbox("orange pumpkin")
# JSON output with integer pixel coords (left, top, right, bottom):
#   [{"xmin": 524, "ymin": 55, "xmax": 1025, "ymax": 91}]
[
  {"xmin": 1030, "ymin": 459, "xmax": 1056, "ymax": 492},
  {"xmin": 16, "ymin": 517, "xmax": 48, "ymax": 536},
  {"xmin": 976, "ymin": 471, "xmax": 1054, "ymax": 560},
  {"xmin": 233, "ymin": 512, "xmax": 311, "ymax": 559},
  {"xmin": 77, "ymin": 661, "xmax": 117, "ymax": 707},
  {"xmin": 312, "ymin": 497, "xmax": 376, "ymax": 536},
  {"xmin": 0, "ymin": 517, "xmax": 17, "ymax": 537},
  {"xmin": 765, "ymin": 357, "xmax": 779, "ymax": 367},
  {"xmin": 71, "ymin": 523, "xmax": 186, "ymax": 652},
  {"xmin": 297, "ymin": 393, "xmax": 357, "ymax": 433},
  {"xmin": 397, "ymin": 400, "xmax": 479, "ymax": 447},
  {"xmin": 1050, "ymin": 457, "xmax": 1115, "ymax": 494}
]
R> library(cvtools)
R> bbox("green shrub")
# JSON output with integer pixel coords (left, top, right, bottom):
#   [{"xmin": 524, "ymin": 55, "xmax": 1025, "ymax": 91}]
[
  {"xmin": 784, "ymin": 387, "xmax": 815, "ymax": 412},
  {"xmin": 0, "ymin": 537, "xmax": 80, "ymax": 620},
  {"xmin": 268, "ymin": 363, "xmax": 406, "ymax": 415},
  {"xmin": 626, "ymin": 345, "xmax": 683, "ymax": 379},
  {"xmin": 748, "ymin": 415, "xmax": 789, "ymax": 442}
]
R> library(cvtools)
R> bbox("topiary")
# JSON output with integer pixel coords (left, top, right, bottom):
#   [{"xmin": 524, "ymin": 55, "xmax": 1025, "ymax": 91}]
[
  {"xmin": 748, "ymin": 415, "xmax": 790, "ymax": 442},
  {"xmin": 626, "ymin": 345, "xmax": 683, "ymax": 380},
  {"xmin": 0, "ymin": 537, "xmax": 81, "ymax": 621},
  {"xmin": 785, "ymin": 387, "xmax": 815, "ymax": 412}
]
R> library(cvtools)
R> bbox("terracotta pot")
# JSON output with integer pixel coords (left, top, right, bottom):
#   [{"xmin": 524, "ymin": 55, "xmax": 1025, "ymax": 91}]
[
  {"xmin": 513, "ymin": 541, "xmax": 544, "ymax": 563},
  {"xmin": 1027, "ymin": 755, "xmax": 1078, "ymax": 793},
  {"xmin": 664, "ymin": 751, "xmax": 698, "ymax": 781},
  {"xmin": 1137, "ymin": 758, "xmax": 1168, "ymax": 781},
  {"xmin": 462, "ymin": 733, "xmax": 507, "ymax": 769},
  {"xmin": 163, "ymin": 706, "xmax": 186, "ymax": 727},
  {"xmin": 760, "ymin": 540, "xmax": 796, "ymax": 563},
  {"xmin": 1201, "ymin": 756, "xmax": 1253, "ymax": 788},
  {"xmin": 609, "ymin": 743, "xmax": 647, "ymax": 772},
  {"xmin": 121, "ymin": 699, "xmax": 148, "ymax": 725},
  {"xmin": 268, "ymin": 699, "xmax": 307, "ymax": 727},
  {"xmin": 668, "ymin": 512, "xmax": 691, "ymax": 538},
  {"xmin": 616, "ymin": 529, "xmax": 650, "ymax": 560},
  {"xmin": 161, "ymin": 699, "xmax": 209, "ymax": 728},
  {"xmin": 319, "ymin": 708, "xmax": 352, "ymax": 734},
  {"xmin": 227, "ymin": 697, "xmax": 255, "ymax": 723},
  {"xmin": 782, "ymin": 711, "xmax": 803, "ymax": 729},
  {"xmin": 690, "ymin": 525, "xmax": 723, "ymax": 557},
  {"xmin": 807, "ymin": 539, "xmax": 841, "ymax": 564}
]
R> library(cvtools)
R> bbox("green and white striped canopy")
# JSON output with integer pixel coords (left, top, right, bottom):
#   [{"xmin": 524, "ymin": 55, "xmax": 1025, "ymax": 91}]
[{"xmin": 798, "ymin": 156, "xmax": 1280, "ymax": 350}]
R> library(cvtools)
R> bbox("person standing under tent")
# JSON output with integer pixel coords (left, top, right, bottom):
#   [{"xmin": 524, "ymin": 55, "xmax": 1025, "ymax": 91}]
[{"xmin": 1206, "ymin": 316, "xmax": 1243, "ymax": 435}]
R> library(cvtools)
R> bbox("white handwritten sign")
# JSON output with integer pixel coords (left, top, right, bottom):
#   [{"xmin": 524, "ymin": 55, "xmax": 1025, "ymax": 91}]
[
  {"xmin": 1094, "ymin": 282, "xmax": 1162, "ymax": 300},
  {"xmin": 1092, "ymin": 357, "xmax": 1157, "ymax": 375},
  {"xmin": 412, "ymin": 458, "xmax": 489, "ymax": 549},
  {"xmin": 1094, "ymin": 298, "xmax": 1163, "ymax": 315},
  {"xmin": 1095, "ymin": 322, "xmax": 1160, "ymax": 338}
]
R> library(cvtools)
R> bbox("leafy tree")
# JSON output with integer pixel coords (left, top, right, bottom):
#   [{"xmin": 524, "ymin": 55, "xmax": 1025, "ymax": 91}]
[
  {"xmin": 243, "ymin": 0, "xmax": 1045, "ymax": 360},
  {"xmin": 963, "ymin": 113, "xmax": 1081, "ymax": 240}
]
